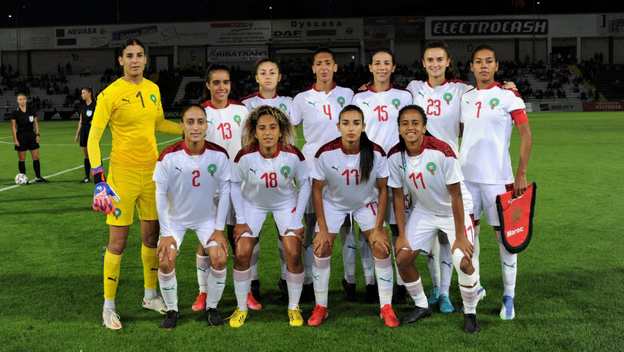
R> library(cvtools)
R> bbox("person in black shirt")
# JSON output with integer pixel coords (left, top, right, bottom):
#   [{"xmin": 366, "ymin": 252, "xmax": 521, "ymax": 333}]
[
  {"xmin": 74, "ymin": 87, "xmax": 96, "ymax": 183},
  {"xmin": 11, "ymin": 93, "xmax": 48, "ymax": 183}
]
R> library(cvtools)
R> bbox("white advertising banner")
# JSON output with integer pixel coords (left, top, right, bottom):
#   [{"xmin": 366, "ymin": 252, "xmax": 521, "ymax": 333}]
[
  {"xmin": 110, "ymin": 23, "xmax": 212, "ymax": 46},
  {"xmin": 209, "ymin": 21, "xmax": 271, "ymax": 45},
  {"xmin": 0, "ymin": 27, "xmax": 55, "ymax": 50},
  {"xmin": 272, "ymin": 18, "xmax": 363, "ymax": 44},
  {"xmin": 55, "ymin": 26, "xmax": 110, "ymax": 48},
  {"xmin": 207, "ymin": 46, "xmax": 269, "ymax": 62}
]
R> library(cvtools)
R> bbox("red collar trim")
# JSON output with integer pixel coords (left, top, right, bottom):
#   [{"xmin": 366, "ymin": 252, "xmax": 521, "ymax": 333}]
[
  {"xmin": 367, "ymin": 83, "xmax": 393, "ymax": 93},
  {"xmin": 427, "ymin": 79, "xmax": 448, "ymax": 88},
  {"xmin": 477, "ymin": 82, "xmax": 501, "ymax": 90},
  {"xmin": 259, "ymin": 92, "xmax": 279, "ymax": 99},
  {"xmin": 312, "ymin": 82, "xmax": 337, "ymax": 92},
  {"xmin": 182, "ymin": 140, "xmax": 207, "ymax": 156},
  {"xmin": 204, "ymin": 100, "xmax": 231, "ymax": 109}
]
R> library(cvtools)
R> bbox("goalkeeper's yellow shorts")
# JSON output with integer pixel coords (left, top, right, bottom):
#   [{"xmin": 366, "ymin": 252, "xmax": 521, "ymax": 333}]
[{"xmin": 106, "ymin": 163, "xmax": 158, "ymax": 226}]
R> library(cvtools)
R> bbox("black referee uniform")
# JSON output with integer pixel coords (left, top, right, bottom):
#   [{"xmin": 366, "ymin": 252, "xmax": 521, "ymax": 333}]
[
  {"xmin": 11, "ymin": 107, "xmax": 46, "ymax": 181},
  {"xmin": 79, "ymin": 100, "xmax": 96, "ymax": 182}
]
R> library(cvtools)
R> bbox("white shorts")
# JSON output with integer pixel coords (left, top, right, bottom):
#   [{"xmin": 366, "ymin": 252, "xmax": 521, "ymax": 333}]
[
  {"xmin": 167, "ymin": 219, "xmax": 218, "ymax": 249},
  {"xmin": 316, "ymin": 200, "xmax": 381, "ymax": 234},
  {"xmin": 405, "ymin": 206, "xmax": 475, "ymax": 254},
  {"xmin": 240, "ymin": 199, "xmax": 299, "ymax": 239},
  {"xmin": 464, "ymin": 181, "xmax": 514, "ymax": 226}
]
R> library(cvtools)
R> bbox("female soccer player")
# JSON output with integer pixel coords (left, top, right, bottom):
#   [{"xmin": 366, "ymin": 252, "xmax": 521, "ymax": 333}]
[
  {"xmin": 240, "ymin": 58, "xmax": 293, "ymax": 301},
  {"xmin": 74, "ymin": 87, "xmax": 96, "ymax": 183},
  {"xmin": 192, "ymin": 65, "xmax": 259, "ymax": 312},
  {"xmin": 388, "ymin": 105, "xmax": 481, "ymax": 334},
  {"xmin": 88, "ymin": 38, "xmax": 181, "ymax": 330},
  {"xmin": 308, "ymin": 105, "xmax": 398, "ymax": 327},
  {"xmin": 460, "ymin": 45, "xmax": 532, "ymax": 321},
  {"xmin": 11, "ymin": 93, "xmax": 47, "ymax": 183},
  {"xmin": 229, "ymin": 105, "xmax": 310, "ymax": 327},
  {"xmin": 353, "ymin": 48, "xmax": 413, "ymax": 304},
  {"xmin": 154, "ymin": 105, "xmax": 231, "ymax": 329}
]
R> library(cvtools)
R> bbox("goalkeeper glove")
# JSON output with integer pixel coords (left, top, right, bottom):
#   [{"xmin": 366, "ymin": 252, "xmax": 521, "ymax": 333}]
[{"xmin": 91, "ymin": 166, "xmax": 120, "ymax": 214}]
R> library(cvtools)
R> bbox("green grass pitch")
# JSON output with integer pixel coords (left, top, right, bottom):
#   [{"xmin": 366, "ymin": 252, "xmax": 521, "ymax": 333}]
[{"xmin": 0, "ymin": 112, "xmax": 623, "ymax": 351}]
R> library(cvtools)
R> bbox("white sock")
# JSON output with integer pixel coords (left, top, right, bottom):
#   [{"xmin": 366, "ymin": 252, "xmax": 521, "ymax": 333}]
[
  {"xmin": 144, "ymin": 288, "xmax": 158, "ymax": 300},
  {"xmin": 278, "ymin": 239, "xmax": 287, "ymax": 280},
  {"xmin": 405, "ymin": 278, "xmax": 428, "ymax": 308},
  {"xmin": 440, "ymin": 243, "xmax": 453, "ymax": 296},
  {"xmin": 196, "ymin": 254, "xmax": 210, "ymax": 293},
  {"xmin": 233, "ymin": 268, "xmax": 251, "ymax": 311},
  {"xmin": 312, "ymin": 255, "xmax": 331, "ymax": 307},
  {"xmin": 360, "ymin": 232, "xmax": 375, "ymax": 286},
  {"xmin": 460, "ymin": 285, "xmax": 479, "ymax": 314},
  {"xmin": 391, "ymin": 236, "xmax": 404, "ymax": 286},
  {"xmin": 473, "ymin": 225, "xmax": 481, "ymax": 285},
  {"xmin": 207, "ymin": 267, "xmax": 227, "ymax": 309},
  {"xmin": 158, "ymin": 269, "xmax": 178, "ymax": 312},
  {"xmin": 103, "ymin": 299, "xmax": 115, "ymax": 311},
  {"xmin": 250, "ymin": 243, "xmax": 260, "ymax": 281},
  {"xmin": 374, "ymin": 256, "xmax": 393, "ymax": 306},
  {"xmin": 286, "ymin": 270, "xmax": 305, "ymax": 310},
  {"xmin": 427, "ymin": 238, "xmax": 441, "ymax": 288},
  {"xmin": 497, "ymin": 234, "xmax": 517, "ymax": 297},
  {"xmin": 340, "ymin": 226, "xmax": 356, "ymax": 284}
]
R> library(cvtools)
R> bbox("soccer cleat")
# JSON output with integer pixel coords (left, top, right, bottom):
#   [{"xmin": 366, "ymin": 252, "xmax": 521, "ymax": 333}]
[
  {"xmin": 278, "ymin": 279, "xmax": 288, "ymax": 302},
  {"xmin": 500, "ymin": 295, "xmax": 515, "ymax": 320},
  {"xmin": 300, "ymin": 283, "xmax": 314, "ymax": 303},
  {"xmin": 477, "ymin": 286, "xmax": 487, "ymax": 301},
  {"xmin": 102, "ymin": 308, "xmax": 122, "ymax": 330},
  {"xmin": 247, "ymin": 292, "xmax": 263, "ymax": 310},
  {"xmin": 80, "ymin": 177, "xmax": 91, "ymax": 183},
  {"xmin": 366, "ymin": 284, "xmax": 379, "ymax": 304},
  {"xmin": 402, "ymin": 305, "xmax": 432, "ymax": 324},
  {"xmin": 427, "ymin": 286, "xmax": 440, "ymax": 305},
  {"xmin": 307, "ymin": 305, "xmax": 328, "ymax": 326},
  {"xmin": 36, "ymin": 177, "xmax": 49, "ymax": 183},
  {"xmin": 251, "ymin": 279, "xmax": 262, "ymax": 301},
  {"xmin": 192, "ymin": 292, "xmax": 207, "ymax": 311},
  {"xmin": 392, "ymin": 285, "xmax": 407, "ymax": 305},
  {"xmin": 205, "ymin": 307, "xmax": 223, "ymax": 327},
  {"xmin": 380, "ymin": 304, "xmax": 400, "ymax": 327},
  {"xmin": 439, "ymin": 294, "xmax": 456, "ymax": 313},
  {"xmin": 341, "ymin": 278, "xmax": 356, "ymax": 302},
  {"xmin": 464, "ymin": 313, "xmax": 480, "ymax": 334},
  {"xmin": 161, "ymin": 310, "xmax": 179, "ymax": 330},
  {"xmin": 288, "ymin": 307, "xmax": 304, "ymax": 327},
  {"xmin": 229, "ymin": 308, "xmax": 248, "ymax": 328},
  {"xmin": 142, "ymin": 296, "xmax": 168, "ymax": 314}
]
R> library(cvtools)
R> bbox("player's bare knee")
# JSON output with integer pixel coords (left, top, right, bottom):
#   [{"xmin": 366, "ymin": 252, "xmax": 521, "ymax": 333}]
[
  {"xmin": 395, "ymin": 252, "xmax": 411, "ymax": 270},
  {"xmin": 459, "ymin": 256, "xmax": 475, "ymax": 275},
  {"xmin": 159, "ymin": 259, "xmax": 174, "ymax": 274},
  {"xmin": 210, "ymin": 254, "xmax": 227, "ymax": 270}
]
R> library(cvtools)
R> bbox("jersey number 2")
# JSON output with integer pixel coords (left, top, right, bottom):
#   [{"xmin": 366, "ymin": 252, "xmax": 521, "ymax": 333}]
[{"xmin": 192, "ymin": 170, "xmax": 201, "ymax": 187}]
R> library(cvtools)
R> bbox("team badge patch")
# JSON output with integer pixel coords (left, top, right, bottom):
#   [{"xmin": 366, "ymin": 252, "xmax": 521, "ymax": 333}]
[
  {"xmin": 29, "ymin": 116, "xmax": 34, "ymax": 123},
  {"xmin": 279, "ymin": 103, "xmax": 287, "ymax": 112},
  {"xmin": 496, "ymin": 182, "xmax": 537, "ymax": 253},
  {"xmin": 392, "ymin": 98, "xmax": 401, "ymax": 110},
  {"xmin": 86, "ymin": 110, "xmax": 93, "ymax": 117},
  {"xmin": 443, "ymin": 93, "xmax": 453, "ymax": 105},
  {"xmin": 280, "ymin": 166, "xmax": 291, "ymax": 179},
  {"xmin": 113, "ymin": 208, "xmax": 122, "ymax": 220},
  {"xmin": 489, "ymin": 98, "xmax": 500, "ymax": 110},
  {"xmin": 234, "ymin": 115, "xmax": 242, "ymax": 126},
  {"xmin": 337, "ymin": 96, "xmax": 345, "ymax": 108},
  {"xmin": 426, "ymin": 162, "xmax": 436, "ymax": 176},
  {"xmin": 150, "ymin": 94, "xmax": 157, "ymax": 105},
  {"xmin": 208, "ymin": 164, "xmax": 217, "ymax": 177}
]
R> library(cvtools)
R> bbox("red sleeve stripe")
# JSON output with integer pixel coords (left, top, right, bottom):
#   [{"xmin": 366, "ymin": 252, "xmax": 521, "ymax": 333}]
[{"xmin": 511, "ymin": 109, "xmax": 529, "ymax": 125}]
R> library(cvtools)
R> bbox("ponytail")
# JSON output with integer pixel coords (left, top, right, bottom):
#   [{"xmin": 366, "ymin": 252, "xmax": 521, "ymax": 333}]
[{"xmin": 359, "ymin": 131, "xmax": 374, "ymax": 183}]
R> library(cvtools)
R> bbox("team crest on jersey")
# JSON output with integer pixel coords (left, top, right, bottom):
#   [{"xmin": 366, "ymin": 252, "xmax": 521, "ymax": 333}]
[
  {"xmin": 208, "ymin": 164, "xmax": 217, "ymax": 177},
  {"xmin": 489, "ymin": 98, "xmax": 500, "ymax": 110},
  {"xmin": 113, "ymin": 208, "xmax": 122, "ymax": 220},
  {"xmin": 233, "ymin": 115, "xmax": 242, "ymax": 126},
  {"xmin": 29, "ymin": 116, "xmax": 34, "ymax": 123},
  {"xmin": 443, "ymin": 93, "xmax": 453, "ymax": 105},
  {"xmin": 86, "ymin": 110, "xmax": 93, "ymax": 117},
  {"xmin": 391, "ymin": 98, "xmax": 401, "ymax": 110},
  {"xmin": 280, "ymin": 166, "xmax": 291, "ymax": 179},
  {"xmin": 279, "ymin": 103, "xmax": 287, "ymax": 112},
  {"xmin": 337, "ymin": 97, "xmax": 345, "ymax": 108},
  {"xmin": 150, "ymin": 94, "xmax": 157, "ymax": 105},
  {"xmin": 426, "ymin": 162, "xmax": 437, "ymax": 176}
]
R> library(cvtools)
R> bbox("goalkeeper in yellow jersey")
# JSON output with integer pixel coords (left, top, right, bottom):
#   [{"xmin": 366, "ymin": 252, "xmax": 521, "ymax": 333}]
[{"xmin": 87, "ymin": 38, "xmax": 182, "ymax": 330}]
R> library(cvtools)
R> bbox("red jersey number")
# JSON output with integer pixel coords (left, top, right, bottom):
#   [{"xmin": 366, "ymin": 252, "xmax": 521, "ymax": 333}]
[
  {"xmin": 192, "ymin": 170, "xmax": 201, "ymax": 187},
  {"xmin": 341, "ymin": 169, "xmax": 360, "ymax": 186},
  {"xmin": 427, "ymin": 99, "xmax": 441, "ymax": 116},
  {"xmin": 217, "ymin": 122, "xmax": 232, "ymax": 140}
]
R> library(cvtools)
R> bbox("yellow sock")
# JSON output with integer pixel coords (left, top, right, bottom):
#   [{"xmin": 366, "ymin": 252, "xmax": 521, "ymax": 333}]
[
  {"xmin": 103, "ymin": 250, "xmax": 122, "ymax": 300},
  {"xmin": 142, "ymin": 244, "xmax": 159, "ymax": 290}
]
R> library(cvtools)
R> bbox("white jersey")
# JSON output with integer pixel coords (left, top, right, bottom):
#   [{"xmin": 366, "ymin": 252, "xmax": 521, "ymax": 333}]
[
  {"xmin": 291, "ymin": 83, "xmax": 354, "ymax": 167},
  {"xmin": 353, "ymin": 84, "xmax": 413, "ymax": 154},
  {"xmin": 153, "ymin": 140, "xmax": 231, "ymax": 233},
  {"xmin": 232, "ymin": 144, "xmax": 309, "ymax": 210},
  {"xmin": 202, "ymin": 100, "xmax": 248, "ymax": 161},
  {"xmin": 387, "ymin": 136, "xmax": 472, "ymax": 215},
  {"xmin": 406, "ymin": 79, "xmax": 472, "ymax": 155},
  {"xmin": 240, "ymin": 92, "xmax": 293, "ymax": 119},
  {"xmin": 311, "ymin": 137, "xmax": 389, "ymax": 211},
  {"xmin": 459, "ymin": 83, "xmax": 527, "ymax": 184}
]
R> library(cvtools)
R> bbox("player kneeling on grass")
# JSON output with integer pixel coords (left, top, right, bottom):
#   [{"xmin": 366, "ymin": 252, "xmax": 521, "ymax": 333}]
[
  {"xmin": 309, "ymin": 105, "xmax": 399, "ymax": 328},
  {"xmin": 154, "ymin": 105, "xmax": 231, "ymax": 329},
  {"xmin": 388, "ymin": 105, "xmax": 481, "ymax": 334},
  {"xmin": 229, "ymin": 105, "xmax": 310, "ymax": 327}
]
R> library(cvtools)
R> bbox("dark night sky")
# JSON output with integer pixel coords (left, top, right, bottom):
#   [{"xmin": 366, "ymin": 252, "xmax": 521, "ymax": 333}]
[{"xmin": 0, "ymin": 0, "xmax": 620, "ymax": 28}]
